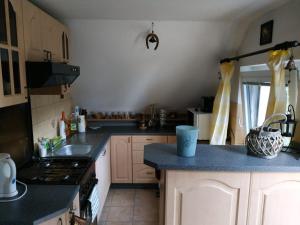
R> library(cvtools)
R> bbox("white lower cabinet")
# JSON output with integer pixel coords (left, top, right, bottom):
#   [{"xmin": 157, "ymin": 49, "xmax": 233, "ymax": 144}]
[
  {"xmin": 163, "ymin": 171, "xmax": 300, "ymax": 225},
  {"xmin": 131, "ymin": 135, "xmax": 167, "ymax": 183},
  {"xmin": 247, "ymin": 172, "xmax": 300, "ymax": 225},
  {"xmin": 165, "ymin": 171, "xmax": 250, "ymax": 225},
  {"xmin": 96, "ymin": 140, "xmax": 111, "ymax": 222},
  {"xmin": 39, "ymin": 213, "xmax": 68, "ymax": 225},
  {"xmin": 39, "ymin": 192, "xmax": 79, "ymax": 225}
]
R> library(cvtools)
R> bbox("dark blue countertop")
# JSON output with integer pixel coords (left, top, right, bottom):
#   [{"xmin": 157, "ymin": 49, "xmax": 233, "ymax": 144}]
[
  {"xmin": 0, "ymin": 126, "xmax": 175, "ymax": 225},
  {"xmin": 144, "ymin": 144, "xmax": 300, "ymax": 172},
  {"xmin": 0, "ymin": 184, "xmax": 79, "ymax": 225},
  {"xmin": 68, "ymin": 126, "xmax": 176, "ymax": 160}
]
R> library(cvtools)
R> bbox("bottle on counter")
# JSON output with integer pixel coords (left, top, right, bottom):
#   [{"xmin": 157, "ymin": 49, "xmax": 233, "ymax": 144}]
[
  {"xmin": 78, "ymin": 115, "xmax": 86, "ymax": 133},
  {"xmin": 59, "ymin": 112, "xmax": 67, "ymax": 139},
  {"xmin": 70, "ymin": 113, "xmax": 78, "ymax": 134}
]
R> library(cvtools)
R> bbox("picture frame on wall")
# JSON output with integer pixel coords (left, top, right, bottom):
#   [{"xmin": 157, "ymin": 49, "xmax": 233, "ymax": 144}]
[{"xmin": 260, "ymin": 20, "xmax": 274, "ymax": 45}]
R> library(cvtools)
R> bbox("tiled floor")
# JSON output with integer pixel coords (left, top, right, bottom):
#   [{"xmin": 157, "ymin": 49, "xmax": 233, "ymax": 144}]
[{"xmin": 99, "ymin": 188, "xmax": 159, "ymax": 225}]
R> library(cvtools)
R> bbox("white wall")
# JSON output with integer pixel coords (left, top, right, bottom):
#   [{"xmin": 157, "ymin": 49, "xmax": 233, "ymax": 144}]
[
  {"xmin": 66, "ymin": 20, "xmax": 236, "ymax": 112},
  {"xmin": 239, "ymin": 0, "xmax": 300, "ymax": 66},
  {"xmin": 237, "ymin": 0, "xmax": 300, "ymax": 141}
]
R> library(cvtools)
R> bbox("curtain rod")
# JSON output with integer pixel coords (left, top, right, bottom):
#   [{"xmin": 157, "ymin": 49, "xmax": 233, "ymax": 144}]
[{"xmin": 220, "ymin": 41, "xmax": 300, "ymax": 64}]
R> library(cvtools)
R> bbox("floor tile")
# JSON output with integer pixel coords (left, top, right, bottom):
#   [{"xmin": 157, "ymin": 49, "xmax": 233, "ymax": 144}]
[
  {"xmin": 133, "ymin": 204, "xmax": 158, "ymax": 222},
  {"xmin": 100, "ymin": 207, "xmax": 110, "ymax": 222},
  {"xmin": 107, "ymin": 206, "xmax": 134, "ymax": 222},
  {"xmin": 102, "ymin": 188, "xmax": 159, "ymax": 224},
  {"xmin": 106, "ymin": 222, "xmax": 133, "ymax": 225},
  {"xmin": 133, "ymin": 222, "xmax": 158, "ymax": 225},
  {"xmin": 111, "ymin": 189, "xmax": 135, "ymax": 206},
  {"xmin": 112, "ymin": 189, "xmax": 136, "ymax": 195},
  {"xmin": 105, "ymin": 191, "xmax": 113, "ymax": 206},
  {"xmin": 134, "ymin": 189, "xmax": 158, "ymax": 206}
]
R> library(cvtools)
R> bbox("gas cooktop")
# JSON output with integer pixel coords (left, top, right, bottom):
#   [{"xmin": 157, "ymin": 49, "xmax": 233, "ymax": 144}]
[{"xmin": 17, "ymin": 158, "xmax": 93, "ymax": 185}]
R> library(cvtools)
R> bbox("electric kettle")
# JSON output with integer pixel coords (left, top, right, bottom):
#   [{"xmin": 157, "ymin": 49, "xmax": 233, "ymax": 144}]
[{"xmin": 0, "ymin": 153, "xmax": 18, "ymax": 198}]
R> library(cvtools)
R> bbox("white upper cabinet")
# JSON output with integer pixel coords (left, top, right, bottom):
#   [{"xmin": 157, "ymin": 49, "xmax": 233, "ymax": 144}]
[
  {"xmin": 22, "ymin": 0, "xmax": 69, "ymax": 63},
  {"xmin": 0, "ymin": 0, "xmax": 27, "ymax": 108}
]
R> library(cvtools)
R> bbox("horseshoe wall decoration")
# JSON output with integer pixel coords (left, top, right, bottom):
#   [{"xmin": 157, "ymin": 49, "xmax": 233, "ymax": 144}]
[{"xmin": 146, "ymin": 22, "xmax": 159, "ymax": 50}]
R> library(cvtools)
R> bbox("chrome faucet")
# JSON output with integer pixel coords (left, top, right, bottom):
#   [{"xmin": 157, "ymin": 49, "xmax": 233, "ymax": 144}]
[{"xmin": 48, "ymin": 139, "xmax": 55, "ymax": 152}]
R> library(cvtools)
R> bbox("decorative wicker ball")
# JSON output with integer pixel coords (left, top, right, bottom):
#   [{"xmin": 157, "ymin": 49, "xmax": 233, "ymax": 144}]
[
  {"xmin": 245, "ymin": 113, "xmax": 286, "ymax": 159},
  {"xmin": 246, "ymin": 128, "xmax": 284, "ymax": 159}
]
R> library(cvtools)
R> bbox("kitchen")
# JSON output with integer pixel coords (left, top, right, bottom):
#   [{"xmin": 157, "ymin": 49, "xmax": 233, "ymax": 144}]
[{"xmin": 1, "ymin": 0, "xmax": 300, "ymax": 225}]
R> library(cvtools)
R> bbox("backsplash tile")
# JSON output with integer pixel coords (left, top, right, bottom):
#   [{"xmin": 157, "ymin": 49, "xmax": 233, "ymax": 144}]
[{"xmin": 31, "ymin": 94, "xmax": 72, "ymax": 144}]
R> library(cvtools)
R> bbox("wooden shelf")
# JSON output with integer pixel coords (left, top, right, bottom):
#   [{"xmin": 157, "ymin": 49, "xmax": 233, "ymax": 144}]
[{"xmin": 87, "ymin": 118, "xmax": 138, "ymax": 122}]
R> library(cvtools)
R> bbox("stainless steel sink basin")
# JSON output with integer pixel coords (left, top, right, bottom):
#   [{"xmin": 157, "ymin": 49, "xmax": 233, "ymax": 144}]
[{"xmin": 55, "ymin": 144, "xmax": 93, "ymax": 156}]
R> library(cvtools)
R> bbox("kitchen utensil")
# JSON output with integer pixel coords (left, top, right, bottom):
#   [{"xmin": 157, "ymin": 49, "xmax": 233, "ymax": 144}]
[
  {"xmin": 159, "ymin": 109, "xmax": 167, "ymax": 127},
  {"xmin": 0, "ymin": 153, "xmax": 18, "ymax": 198}
]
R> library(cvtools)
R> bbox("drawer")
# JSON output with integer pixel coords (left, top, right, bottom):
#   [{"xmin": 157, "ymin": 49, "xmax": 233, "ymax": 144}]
[
  {"xmin": 167, "ymin": 136, "xmax": 177, "ymax": 144},
  {"xmin": 133, "ymin": 164, "xmax": 157, "ymax": 183},
  {"xmin": 132, "ymin": 143, "xmax": 149, "ymax": 151},
  {"xmin": 132, "ymin": 135, "xmax": 167, "ymax": 143},
  {"xmin": 132, "ymin": 150, "xmax": 144, "ymax": 164}
]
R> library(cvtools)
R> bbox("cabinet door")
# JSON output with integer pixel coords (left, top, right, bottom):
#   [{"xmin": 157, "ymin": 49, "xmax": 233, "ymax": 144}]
[
  {"xmin": 248, "ymin": 173, "xmax": 300, "ymax": 225},
  {"xmin": 167, "ymin": 135, "xmax": 176, "ymax": 144},
  {"xmin": 0, "ymin": 0, "xmax": 27, "ymax": 108},
  {"xmin": 111, "ymin": 136, "xmax": 132, "ymax": 183},
  {"xmin": 60, "ymin": 28, "xmax": 70, "ymax": 63},
  {"xmin": 131, "ymin": 135, "xmax": 166, "ymax": 183},
  {"xmin": 133, "ymin": 164, "xmax": 156, "ymax": 183},
  {"xmin": 40, "ymin": 12, "xmax": 61, "ymax": 62},
  {"xmin": 96, "ymin": 139, "xmax": 111, "ymax": 222},
  {"xmin": 39, "ymin": 212, "xmax": 68, "ymax": 225},
  {"xmin": 165, "ymin": 171, "xmax": 250, "ymax": 225},
  {"xmin": 71, "ymin": 192, "xmax": 80, "ymax": 217},
  {"xmin": 22, "ymin": 0, "xmax": 43, "ymax": 61}
]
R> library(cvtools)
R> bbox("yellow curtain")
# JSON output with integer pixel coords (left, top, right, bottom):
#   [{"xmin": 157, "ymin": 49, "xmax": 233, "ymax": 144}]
[
  {"xmin": 266, "ymin": 50, "xmax": 289, "ymax": 117},
  {"xmin": 210, "ymin": 61, "xmax": 235, "ymax": 145}
]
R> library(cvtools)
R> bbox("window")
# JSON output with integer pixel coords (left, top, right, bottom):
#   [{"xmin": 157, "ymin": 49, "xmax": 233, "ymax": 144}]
[
  {"xmin": 242, "ymin": 82, "xmax": 270, "ymax": 132},
  {"xmin": 240, "ymin": 65, "xmax": 298, "ymax": 133}
]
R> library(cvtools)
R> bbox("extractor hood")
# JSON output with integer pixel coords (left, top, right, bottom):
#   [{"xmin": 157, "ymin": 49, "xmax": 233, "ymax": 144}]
[{"xmin": 26, "ymin": 62, "xmax": 80, "ymax": 88}]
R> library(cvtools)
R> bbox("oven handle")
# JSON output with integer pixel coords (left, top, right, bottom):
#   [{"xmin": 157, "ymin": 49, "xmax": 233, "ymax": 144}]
[{"xmin": 69, "ymin": 212, "xmax": 90, "ymax": 225}]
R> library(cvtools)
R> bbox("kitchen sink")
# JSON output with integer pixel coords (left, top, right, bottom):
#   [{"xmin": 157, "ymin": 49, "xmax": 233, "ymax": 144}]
[{"xmin": 54, "ymin": 144, "xmax": 93, "ymax": 156}]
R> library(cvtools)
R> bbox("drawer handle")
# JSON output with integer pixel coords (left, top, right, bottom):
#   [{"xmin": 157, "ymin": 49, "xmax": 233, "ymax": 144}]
[
  {"xmin": 146, "ymin": 138, "xmax": 153, "ymax": 141},
  {"xmin": 146, "ymin": 172, "xmax": 154, "ymax": 175}
]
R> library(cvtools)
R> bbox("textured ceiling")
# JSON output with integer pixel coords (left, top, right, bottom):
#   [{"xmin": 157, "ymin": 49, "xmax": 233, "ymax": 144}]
[{"xmin": 32, "ymin": 0, "xmax": 290, "ymax": 21}]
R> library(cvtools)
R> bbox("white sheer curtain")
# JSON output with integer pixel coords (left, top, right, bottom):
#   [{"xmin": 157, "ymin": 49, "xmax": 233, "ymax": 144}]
[{"xmin": 243, "ymin": 83, "xmax": 260, "ymax": 131}]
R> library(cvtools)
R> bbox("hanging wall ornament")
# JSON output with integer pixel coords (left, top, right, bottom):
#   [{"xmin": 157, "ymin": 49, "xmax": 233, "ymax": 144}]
[{"xmin": 146, "ymin": 22, "xmax": 159, "ymax": 50}]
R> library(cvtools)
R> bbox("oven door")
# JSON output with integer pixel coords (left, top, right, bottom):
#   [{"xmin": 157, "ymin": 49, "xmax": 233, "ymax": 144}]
[
  {"xmin": 70, "ymin": 198, "xmax": 96, "ymax": 225},
  {"xmin": 73, "ymin": 177, "xmax": 98, "ymax": 225},
  {"xmin": 69, "ymin": 212, "xmax": 90, "ymax": 225}
]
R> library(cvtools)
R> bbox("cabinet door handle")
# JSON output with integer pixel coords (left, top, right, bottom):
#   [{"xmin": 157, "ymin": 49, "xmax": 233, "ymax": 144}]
[
  {"xmin": 101, "ymin": 149, "xmax": 107, "ymax": 157},
  {"xmin": 128, "ymin": 137, "xmax": 131, "ymax": 143},
  {"xmin": 146, "ymin": 172, "xmax": 154, "ymax": 175}
]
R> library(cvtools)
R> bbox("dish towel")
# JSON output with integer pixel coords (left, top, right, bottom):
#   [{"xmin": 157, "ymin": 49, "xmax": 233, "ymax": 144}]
[{"xmin": 88, "ymin": 184, "xmax": 100, "ymax": 222}]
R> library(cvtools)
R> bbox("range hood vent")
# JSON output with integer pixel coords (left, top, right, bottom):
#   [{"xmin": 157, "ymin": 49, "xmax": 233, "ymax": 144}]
[{"xmin": 26, "ymin": 62, "xmax": 80, "ymax": 88}]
